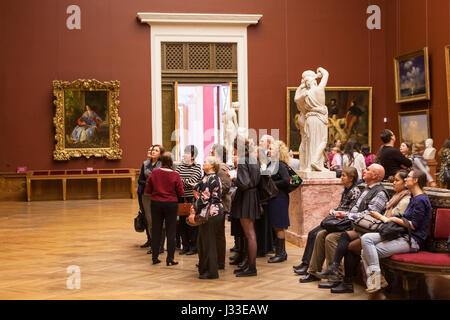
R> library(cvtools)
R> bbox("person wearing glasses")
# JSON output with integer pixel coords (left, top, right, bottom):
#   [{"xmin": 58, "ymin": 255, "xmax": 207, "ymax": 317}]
[{"xmin": 360, "ymin": 169, "xmax": 431, "ymax": 293}]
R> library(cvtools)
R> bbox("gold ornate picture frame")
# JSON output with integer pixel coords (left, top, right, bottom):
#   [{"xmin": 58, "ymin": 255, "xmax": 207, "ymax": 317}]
[
  {"xmin": 394, "ymin": 47, "xmax": 430, "ymax": 103},
  {"xmin": 398, "ymin": 109, "xmax": 430, "ymax": 145},
  {"xmin": 287, "ymin": 86, "xmax": 372, "ymax": 155},
  {"xmin": 53, "ymin": 79, "xmax": 122, "ymax": 160},
  {"xmin": 445, "ymin": 45, "xmax": 450, "ymax": 136}
]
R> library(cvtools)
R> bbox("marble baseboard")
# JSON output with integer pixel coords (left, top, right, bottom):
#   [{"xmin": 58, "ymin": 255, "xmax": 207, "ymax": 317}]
[{"xmin": 287, "ymin": 178, "xmax": 343, "ymax": 247}]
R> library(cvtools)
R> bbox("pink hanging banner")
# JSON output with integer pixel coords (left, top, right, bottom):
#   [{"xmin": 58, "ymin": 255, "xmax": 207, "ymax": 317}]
[{"xmin": 203, "ymin": 86, "xmax": 215, "ymax": 159}]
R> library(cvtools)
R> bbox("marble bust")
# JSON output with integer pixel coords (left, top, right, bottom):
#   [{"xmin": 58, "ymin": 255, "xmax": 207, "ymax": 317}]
[
  {"xmin": 294, "ymin": 67, "xmax": 331, "ymax": 174},
  {"xmin": 423, "ymin": 138, "xmax": 436, "ymax": 160}
]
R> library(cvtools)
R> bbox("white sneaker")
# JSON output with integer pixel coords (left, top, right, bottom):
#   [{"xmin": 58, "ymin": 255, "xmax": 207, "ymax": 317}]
[{"xmin": 366, "ymin": 270, "xmax": 381, "ymax": 293}]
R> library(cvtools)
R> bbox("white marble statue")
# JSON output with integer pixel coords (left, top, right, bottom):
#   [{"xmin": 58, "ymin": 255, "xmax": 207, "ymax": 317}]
[
  {"xmin": 222, "ymin": 102, "xmax": 240, "ymax": 165},
  {"xmin": 294, "ymin": 67, "xmax": 330, "ymax": 172},
  {"xmin": 423, "ymin": 138, "xmax": 436, "ymax": 160}
]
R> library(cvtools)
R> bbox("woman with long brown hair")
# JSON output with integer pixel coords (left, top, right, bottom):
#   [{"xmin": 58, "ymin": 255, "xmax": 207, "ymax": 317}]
[
  {"xmin": 137, "ymin": 144, "xmax": 164, "ymax": 250},
  {"xmin": 230, "ymin": 138, "xmax": 262, "ymax": 277}
]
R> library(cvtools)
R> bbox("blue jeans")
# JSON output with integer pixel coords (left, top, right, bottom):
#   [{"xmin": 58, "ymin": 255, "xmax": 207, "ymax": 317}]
[{"xmin": 360, "ymin": 233, "xmax": 420, "ymax": 274}]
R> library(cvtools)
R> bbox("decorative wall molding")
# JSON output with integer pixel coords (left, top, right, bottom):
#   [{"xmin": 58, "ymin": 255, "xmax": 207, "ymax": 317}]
[
  {"xmin": 137, "ymin": 12, "xmax": 262, "ymax": 144},
  {"xmin": 137, "ymin": 12, "xmax": 262, "ymax": 25}
]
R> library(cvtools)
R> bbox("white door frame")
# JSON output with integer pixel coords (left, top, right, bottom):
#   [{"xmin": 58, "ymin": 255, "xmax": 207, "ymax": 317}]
[{"xmin": 137, "ymin": 13, "xmax": 262, "ymax": 144}]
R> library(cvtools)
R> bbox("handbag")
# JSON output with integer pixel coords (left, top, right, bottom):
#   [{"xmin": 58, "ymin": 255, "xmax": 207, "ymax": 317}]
[
  {"xmin": 258, "ymin": 174, "xmax": 279, "ymax": 204},
  {"xmin": 178, "ymin": 198, "xmax": 192, "ymax": 216},
  {"xmin": 186, "ymin": 203, "xmax": 211, "ymax": 227},
  {"xmin": 379, "ymin": 217, "xmax": 412, "ymax": 245},
  {"xmin": 134, "ymin": 210, "xmax": 146, "ymax": 232},
  {"xmin": 353, "ymin": 213, "xmax": 384, "ymax": 234},
  {"xmin": 287, "ymin": 165, "xmax": 303, "ymax": 193},
  {"xmin": 320, "ymin": 215, "xmax": 353, "ymax": 233}
]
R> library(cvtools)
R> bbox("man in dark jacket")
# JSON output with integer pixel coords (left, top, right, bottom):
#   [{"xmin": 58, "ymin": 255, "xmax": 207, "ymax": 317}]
[{"xmin": 376, "ymin": 129, "xmax": 412, "ymax": 181}]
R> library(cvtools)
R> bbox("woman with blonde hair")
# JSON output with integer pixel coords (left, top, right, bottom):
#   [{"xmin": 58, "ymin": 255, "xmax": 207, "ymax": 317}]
[{"xmin": 266, "ymin": 140, "xmax": 292, "ymax": 263}]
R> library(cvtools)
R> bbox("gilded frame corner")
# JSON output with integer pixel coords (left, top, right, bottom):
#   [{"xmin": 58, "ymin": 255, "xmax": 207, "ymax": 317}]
[
  {"xmin": 394, "ymin": 47, "xmax": 431, "ymax": 104},
  {"xmin": 53, "ymin": 79, "xmax": 122, "ymax": 160},
  {"xmin": 445, "ymin": 45, "xmax": 450, "ymax": 136}
]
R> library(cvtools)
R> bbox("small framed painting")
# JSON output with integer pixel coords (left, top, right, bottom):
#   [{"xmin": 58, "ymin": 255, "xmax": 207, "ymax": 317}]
[
  {"xmin": 398, "ymin": 109, "xmax": 430, "ymax": 144},
  {"xmin": 394, "ymin": 47, "xmax": 430, "ymax": 103}
]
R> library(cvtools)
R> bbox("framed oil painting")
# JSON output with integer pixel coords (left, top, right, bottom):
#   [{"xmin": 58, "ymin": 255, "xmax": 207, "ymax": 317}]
[
  {"xmin": 53, "ymin": 79, "xmax": 122, "ymax": 160},
  {"xmin": 398, "ymin": 109, "xmax": 430, "ymax": 145},
  {"xmin": 287, "ymin": 87, "xmax": 372, "ymax": 155},
  {"xmin": 446, "ymin": 45, "xmax": 450, "ymax": 136},
  {"xmin": 394, "ymin": 47, "xmax": 430, "ymax": 103}
]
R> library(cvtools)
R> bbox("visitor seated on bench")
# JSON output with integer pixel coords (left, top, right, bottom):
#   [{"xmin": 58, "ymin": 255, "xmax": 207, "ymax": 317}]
[
  {"xmin": 360, "ymin": 169, "xmax": 431, "ymax": 293},
  {"xmin": 299, "ymin": 164, "xmax": 388, "ymax": 285},
  {"xmin": 293, "ymin": 167, "xmax": 361, "ymax": 275},
  {"xmin": 318, "ymin": 169, "xmax": 411, "ymax": 293}
]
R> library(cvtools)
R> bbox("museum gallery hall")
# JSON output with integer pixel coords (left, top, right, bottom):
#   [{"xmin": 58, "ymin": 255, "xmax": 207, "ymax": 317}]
[{"xmin": 0, "ymin": 0, "xmax": 449, "ymax": 302}]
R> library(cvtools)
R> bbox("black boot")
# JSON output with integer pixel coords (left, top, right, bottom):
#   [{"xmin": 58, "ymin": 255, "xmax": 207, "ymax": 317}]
[
  {"xmin": 235, "ymin": 264, "xmax": 257, "ymax": 277},
  {"xmin": 316, "ymin": 262, "xmax": 342, "ymax": 281},
  {"xmin": 140, "ymin": 240, "xmax": 151, "ymax": 248},
  {"xmin": 268, "ymin": 238, "xmax": 287, "ymax": 263},
  {"xmin": 141, "ymin": 228, "xmax": 152, "ymax": 248},
  {"xmin": 331, "ymin": 282, "xmax": 354, "ymax": 293},
  {"xmin": 233, "ymin": 256, "xmax": 249, "ymax": 274},
  {"xmin": 230, "ymin": 237, "xmax": 246, "ymax": 265}
]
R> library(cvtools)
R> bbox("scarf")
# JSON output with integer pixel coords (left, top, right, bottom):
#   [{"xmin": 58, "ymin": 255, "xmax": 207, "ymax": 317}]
[{"xmin": 385, "ymin": 189, "xmax": 411, "ymax": 218}]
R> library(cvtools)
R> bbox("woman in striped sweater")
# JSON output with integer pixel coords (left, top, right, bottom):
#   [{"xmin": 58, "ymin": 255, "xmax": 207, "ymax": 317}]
[{"xmin": 176, "ymin": 145, "xmax": 203, "ymax": 255}]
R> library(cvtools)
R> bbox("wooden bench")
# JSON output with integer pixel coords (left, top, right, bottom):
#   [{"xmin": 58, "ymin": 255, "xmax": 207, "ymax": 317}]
[
  {"xmin": 380, "ymin": 188, "xmax": 450, "ymax": 298},
  {"xmin": 26, "ymin": 169, "xmax": 136, "ymax": 201}
]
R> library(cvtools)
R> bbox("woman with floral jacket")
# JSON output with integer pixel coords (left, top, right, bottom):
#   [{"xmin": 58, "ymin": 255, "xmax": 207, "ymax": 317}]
[{"xmin": 189, "ymin": 156, "xmax": 224, "ymax": 279}]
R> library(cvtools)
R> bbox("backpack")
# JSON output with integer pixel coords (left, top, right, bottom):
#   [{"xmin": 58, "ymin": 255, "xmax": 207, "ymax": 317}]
[{"xmin": 287, "ymin": 165, "xmax": 302, "ymax": 193}]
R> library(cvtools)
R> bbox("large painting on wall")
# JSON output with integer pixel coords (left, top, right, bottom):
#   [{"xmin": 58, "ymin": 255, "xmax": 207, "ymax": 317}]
[
  {"xmin": 287, "ymin": 87, "xmax": 372, "ymax": 155},
  {"xmin": 394, "ymin": 47, "xmax": 430, "ymax": 103},
  {"xmin": 398, "ymin": 109, "xmax": 430, "ymax": 145},
  {"xmin": 53, "ymin": 79, "xmax": 122, "ymax": 160}
]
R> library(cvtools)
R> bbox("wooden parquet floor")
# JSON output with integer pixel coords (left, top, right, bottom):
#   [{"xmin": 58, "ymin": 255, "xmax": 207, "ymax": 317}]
[{"xmin": 0, "ymin": 199, "xmax": 448, "ymax": 300}]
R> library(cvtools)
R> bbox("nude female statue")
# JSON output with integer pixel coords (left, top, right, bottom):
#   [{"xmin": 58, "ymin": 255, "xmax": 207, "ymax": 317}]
[{"xmin": 294, "ymin": 67, "xmax": 330, "ymax": 172}]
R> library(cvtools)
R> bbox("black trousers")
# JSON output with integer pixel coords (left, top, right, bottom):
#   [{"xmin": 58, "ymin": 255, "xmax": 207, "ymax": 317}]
[
  {"xmin": 151, "ymin": 201, "xmax": 178, "ymax": 261},
  {"xmin": 302, "ymin": 225, "xmax": 324, "ymax": 265},
  {"xmin": 179, "ymin": 197, "xmax": 198, "ymax": 251},
  {"xmin": 215, "ymin": 213, "xmax": 226, "ymax": 268},
  {"xmin": 198, "ymin": 214, "xmax": 223, "ymax": 278},
  {"xmin": 344, "ymin": 250, "xmax": 361, "ymax": 283}
]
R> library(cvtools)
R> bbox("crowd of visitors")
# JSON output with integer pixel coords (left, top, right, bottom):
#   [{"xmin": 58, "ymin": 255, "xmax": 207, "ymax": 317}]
[{"xmin": 136, "ymin": 129, "xmax": 449, "ymax": 294}]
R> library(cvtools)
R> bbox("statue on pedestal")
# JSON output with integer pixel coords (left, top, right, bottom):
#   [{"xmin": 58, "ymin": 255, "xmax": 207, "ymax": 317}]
[
  {"xmin": 423, "ymin": 138, "xmax": 436, "ymax": 160},
  {"xmin": 222, "ymin": 102, "xmax": 240, "ymax": 165},
  {"xmin": 294, "ymin": 67, "xmax": 330, "ymax": 173}
]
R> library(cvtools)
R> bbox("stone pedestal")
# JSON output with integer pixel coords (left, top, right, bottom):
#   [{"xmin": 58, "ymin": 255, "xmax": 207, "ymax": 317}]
[
  {"xmin": 426, "ymin": 159, "xmax": 437, "ymax": 186},
  {"xmin": 298, "ymin": 171, "xmax": 336, "ymax": 180},
  {"xmin": 286, "ymin": 178, "xmax": 343, "ymax": 247}
]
